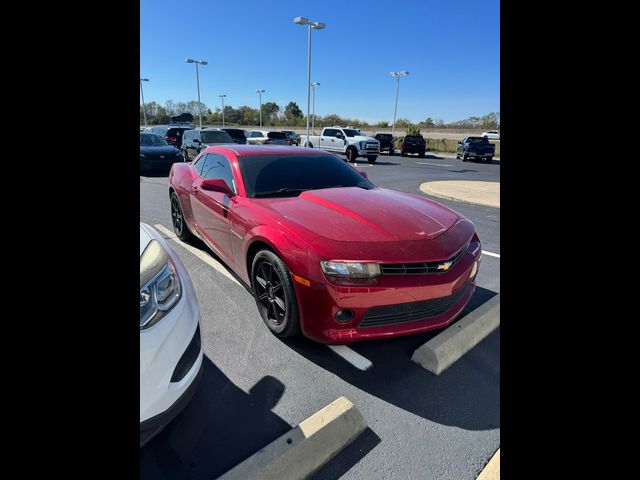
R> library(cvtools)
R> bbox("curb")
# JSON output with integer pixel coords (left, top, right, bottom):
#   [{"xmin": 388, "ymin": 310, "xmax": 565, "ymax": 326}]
[
  {"xmin": 419, "ymin": 182, "xmax": 500, "ymax": 209},
  {"xmin": 477, "ymin": 448, "xmax": 500, "ymax": 480},
  {"xmin": 411, "ymin": 295, "xmax": 500, "ymax": 375},
  {"xmin": 217, "ymin": 396, "xmax": 367, "ymax": 480}
]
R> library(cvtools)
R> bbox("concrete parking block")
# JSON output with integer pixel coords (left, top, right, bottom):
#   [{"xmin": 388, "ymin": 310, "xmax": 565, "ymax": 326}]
[
  {"xmin": 411, "ymin": 295, "xmax": 500, "ymax": 375},
  {"xmin": 217, "ymin": 396, "xmax": 367, "ymax": 480}
]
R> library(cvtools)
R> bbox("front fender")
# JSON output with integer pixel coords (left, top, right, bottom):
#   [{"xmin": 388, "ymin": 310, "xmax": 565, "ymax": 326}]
[{"xmin": 244, "ymin": 225, "xmax": 313, "ymax": 281}]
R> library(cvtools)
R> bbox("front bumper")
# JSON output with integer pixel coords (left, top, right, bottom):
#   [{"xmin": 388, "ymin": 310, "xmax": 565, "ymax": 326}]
[
  {"xmin": 294, "ymin": 241, "xmax": 481, "ymax": 344},
  {"xmin": 140, "ymin": 155, "xmax": 183, "ymax": 171}
]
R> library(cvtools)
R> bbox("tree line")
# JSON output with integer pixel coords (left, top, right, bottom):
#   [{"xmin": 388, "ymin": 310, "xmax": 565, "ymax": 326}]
[{"xmin": 140, "ymin": 99, "xmax": 499, "ymax": 130}]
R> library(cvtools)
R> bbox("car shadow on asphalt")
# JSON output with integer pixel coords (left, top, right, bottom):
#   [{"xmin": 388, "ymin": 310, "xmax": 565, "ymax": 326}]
[
  {"xmin": 140, "ymin": 357, "xmax": 379, "ymax": 480},
  {"xmin": 351, "ymin": 159, "xmax": 401, "ymax": 166},
  {"xmin": 140, "ymin": 167, "xmax": 173, "ymax": 178},
  {"xmin": 281, "ymin": 287, "xmax": 500, "ymax": 433}
]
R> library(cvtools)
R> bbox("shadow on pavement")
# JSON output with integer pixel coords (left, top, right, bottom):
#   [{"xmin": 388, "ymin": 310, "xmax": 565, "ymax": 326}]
[
  {"xmin": 140, "ymin": 358, "xmax": 290, "ymax": 479},
  {"xmin": 282, "ymin": 287, "xmax": 500, "ymax": 432}
]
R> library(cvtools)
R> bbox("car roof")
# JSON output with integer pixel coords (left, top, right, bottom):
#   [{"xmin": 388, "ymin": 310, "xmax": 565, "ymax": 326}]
[{"xmin": 202, "ymin": 145, "xmax": 332, "ymax": 157}]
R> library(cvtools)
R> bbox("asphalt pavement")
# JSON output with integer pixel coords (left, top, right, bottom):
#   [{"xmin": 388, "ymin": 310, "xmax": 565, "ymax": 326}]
[{"xmin": 139, "ymin": 151, "xmax": 500, "ymax": 480}]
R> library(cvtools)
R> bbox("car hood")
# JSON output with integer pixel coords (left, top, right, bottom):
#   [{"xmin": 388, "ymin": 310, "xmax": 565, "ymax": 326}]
[
  {"xmin": 350, "ymin": 135, "xmax": 378, "ymax": 143},
  {"xmin": 139, "ymin": 223, "xmax": 152, "ymax": 257},
  {"xmin": 140, "ymin": 145, "xmax": 179, "ymax": 155},
  {"xmin": 255, "ymin": 187, "xmax": 472, "ymax": 261},
  {"xmin": 259, "ymin": 186, "xmax": 460, "ymax": 239}
]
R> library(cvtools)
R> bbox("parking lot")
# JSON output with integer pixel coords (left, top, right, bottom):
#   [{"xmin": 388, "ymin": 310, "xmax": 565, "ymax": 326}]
[{"xmin": 139, "ymin": 151, "xmax": 500, "ymax": 479}]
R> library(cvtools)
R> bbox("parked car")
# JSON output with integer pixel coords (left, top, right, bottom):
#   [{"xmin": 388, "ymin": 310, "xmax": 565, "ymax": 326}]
[
  {"xmin": 246, "ymin": 130, "xmax": 289, "ymax": 145},
  {"xmin": 140, "ymin": 222, "xmax": 203, "ymax": 447},
  {"xmin": 301, "ymin": 126, "xmax": 380, "ymax": 163},
  {"xmin": 281, "ymin": 130, "xmax": 301, "ymax": 146},
  {"xmin": 374, "ymin": 133, "xmax": 394, "ymax": 155},
  {"xmin": 400, "ymin": 135, "xmax": 427, "ymax": 157},
  {"xmin": 481, "ymin": 130, "xmax": 500, "ymax": 140},
  {"xmin": 147, "ymin": 125, "xmax": 194, "ymax": 148},
  {"xmin": 456, "ymin": 136, "xmax": 495, "ymax": 163},
  {"xmin": 168, "ymin": 146, "xmax": 481, "ymax": 344},
  {"xmin": 181, "ymin": 128, "xmax": 235, "ymax": 161},
  {"xmin": 221, "ymin": 128, "xmax": 248, "ymax": 145},
  {"xmin": 140, "ymin": 133, "xmax": 184, "ymax": 172}
]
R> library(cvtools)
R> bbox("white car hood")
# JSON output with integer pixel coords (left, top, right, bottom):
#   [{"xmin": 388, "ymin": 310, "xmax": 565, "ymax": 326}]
[
  {"xmin": 351, "ymin": 135, "xmax": 378, "ymax": 143},
  {"xmin": 140, "ymin": 223, "xmax": 153, "ymax": 257}
]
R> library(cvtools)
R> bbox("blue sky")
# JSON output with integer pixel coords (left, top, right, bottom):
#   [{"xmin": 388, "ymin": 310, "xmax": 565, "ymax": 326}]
[{"xmin": 141, "ymin": 0, "xmax": 499, "ymax": 124}]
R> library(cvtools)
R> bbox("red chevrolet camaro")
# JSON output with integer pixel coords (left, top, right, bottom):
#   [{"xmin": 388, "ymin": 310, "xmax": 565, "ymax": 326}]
[{"xmin": 168, "ymin": 145, "xmax": 482, "ymax": 344}]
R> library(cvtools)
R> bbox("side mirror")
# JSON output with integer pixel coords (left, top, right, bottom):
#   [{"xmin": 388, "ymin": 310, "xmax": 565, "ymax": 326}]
[
  {"xmin": 336, "ymin": 133, "xmax": 344, "ymax": 139},
  {"xmin": 457, "ymin": 141, "xmax": 462, "ymax": 145},
  {"xmin": 358, "ymin": 171, "xmax": 369, "ymax": 179},
  {"xmin": 200, "ymin": 178, "xmax": 235, "ymax": 197}
]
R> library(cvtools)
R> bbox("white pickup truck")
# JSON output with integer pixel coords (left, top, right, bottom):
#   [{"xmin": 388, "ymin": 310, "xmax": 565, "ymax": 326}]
[{"xmin": 300, "ymin": 126, "xmax": 380, "ymax": 163}]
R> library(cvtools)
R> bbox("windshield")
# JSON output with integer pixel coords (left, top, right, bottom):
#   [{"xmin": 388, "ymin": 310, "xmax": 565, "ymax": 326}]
[
  {"xmin": 342, "ymin": 129, "xmax": 360, "ymax": 137},
  {"xmin": 201, "ymin": 131, "xmax": 234, "ymax": 144},
  {"xmin": 468, "ymin": 137, "xmax": 489, "ymax": 143},
  {"xmin": 223, "ymin": 129, "xmax": 246, "ymax": 139},
  {"xmin": 267, "ymin": 132, "xmax": 287, "ymax": 139},
  {"xmin": 405, "ymin": 136, "xmax": 424, "ymax": 141},
  {"xmin": 140, "ymin": 133, "xmax": 168, "ymax": 146},
  {"xmin": 376, "ymin": 134, "xmax": 392, "ymax": 140},
  {"xmin": 238, "ymin": 154, "xmax": 375, "ymax": 198}
]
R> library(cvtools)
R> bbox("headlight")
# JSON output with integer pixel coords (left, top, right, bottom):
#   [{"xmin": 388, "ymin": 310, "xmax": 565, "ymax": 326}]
[
  {"xmin": 360, "ymin": 141, "xmax": 365, "ymax": 149},
  {"xmin": 140, "ymin": 240, "xmax": 182, "ymax": 329},
  {"xmin": 321, "ymin": 261, "xmax": 380, "ymax": 278}
]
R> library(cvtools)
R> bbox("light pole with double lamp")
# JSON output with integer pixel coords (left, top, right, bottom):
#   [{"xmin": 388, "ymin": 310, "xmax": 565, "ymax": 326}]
[
  {"xmin": 219, "ymin": 94, "xmax": 227, "ymax": 127},
  {"xmin": 294, "ymin": 17, "xmax": 326, "ymax": 146},
  {"xmin": 185, "ymin": 58, "xmax": 208, "ymax": 128},
  {"xmin": 311, "ymin": 82, "xmax": 320, "ymax": 133},
  {"xmin": 390, "ymin": 70, "xmax": 409, "ymax": 137},
  {"xmin": 256, "ymin": 89, "xmax": 265, "ymax": 127},
  {"xmin": 140, "ymin": 78, "xmax": 149, "ymax": 127}
]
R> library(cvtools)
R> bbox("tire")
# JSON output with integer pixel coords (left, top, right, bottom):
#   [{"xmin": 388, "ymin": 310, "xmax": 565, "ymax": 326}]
[
  {"xmin": 485, "ymin": 156, "xmax": 493, "ymax": 164},
  {"xmin": 170, "ymin": 192, "xmax": 193, "ymax": 241},
  {"xmin": 456, "ymin": 153, "xmax": 460, "ymax": 159},
  {"xmin": 251, "ymin": 249, "xmax": 300, "ymax": 338},
  {"xmin": 462, "ymin": 152, "xmax": 469, "ymax": 162},
  {"xmin": 419, "ymin": 151, "xmax": 425, "ymax": 158},
  {"xmin": 368, "ymin": 156, "xmax": 377, "ymax": 164},
  {"xmin": 388, "ymin": 148, "xmax": 394, "ymax": 155},
  {"xmin": 346, "ymin": 147, "xmax": 357, "ymax": 163},
  {"xmin": 401, "ymin": 150, "xmax": 406, "ymax": 157}
]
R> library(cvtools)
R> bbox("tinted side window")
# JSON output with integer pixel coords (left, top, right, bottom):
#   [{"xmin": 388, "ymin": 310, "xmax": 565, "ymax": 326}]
[
  {"xmin": 193, "ymin": 154, "xmax": 208, "ymax": 176},
  {"xmin": 200, "ymin": 154, "xmax": 236, "ymax": 192},
  {"xmin": 323, "ymin": 129, "xmax": 336, "ymax": 137}
]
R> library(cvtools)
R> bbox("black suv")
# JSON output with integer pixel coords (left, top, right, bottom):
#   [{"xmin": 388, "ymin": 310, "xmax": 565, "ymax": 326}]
[
  {"xmin": 147, "ymin": 125, "xmax": 194, "ymax": 148},
  {"xmin": 181, "ymin": 128, "xmax": 235, "ymax": 161},
  {"xmin": 220, "ymin": 128, "xmax": 248, "ymax": 145},
  {"xmin": 374, "ymin": 133, "xmax": 394, "ymax": 155},
  {"xmin": 401, "ymin": 135, "xmax": 427, "ymax": 157},
  {"xmin": 281, "ymin": 131, "xmax": 301, "ymax": 146}
]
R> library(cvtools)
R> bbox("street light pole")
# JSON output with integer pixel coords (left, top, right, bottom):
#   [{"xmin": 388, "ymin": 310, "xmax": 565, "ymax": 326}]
[
  {"xmin": 311, "ymin": 82, "xmax": 320, "ymax": 133},
  {"xmin": 219, "ymin": 94, "xmax": 227, "ymax": 127},
  {"xmin": 256, "ymin": 89, "xmax": 265, "ymax": 127},
  {"xmin": 186, "ymin": 58, "xmax": 208, "ymax": 128},
  {"xmin": 294, "ymin": 17, "xmax": 325, "ymax": 146},
  {"xmin": 390, "ymin": 70, "xmax": 409, "ymax": 137},
  {"xmin": 140, "ymin": 78, "xmax": 149, "ymax": 127}
]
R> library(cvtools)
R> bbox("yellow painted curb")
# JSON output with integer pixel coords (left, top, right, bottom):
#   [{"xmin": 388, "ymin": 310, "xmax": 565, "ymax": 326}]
[
  {"xmin": 420, "ymin": 180, "xmax": 500, "ymax": 208},
  {"xmin": 477, "ymin": 448, "xmax": 500, "ymax": 480}
]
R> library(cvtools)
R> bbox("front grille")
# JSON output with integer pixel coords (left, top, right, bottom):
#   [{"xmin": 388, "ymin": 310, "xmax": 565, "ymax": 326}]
[
  {"xmin": 170, "ymin": 325, "xmax": 201, "ymax": 383},
  {"xmin": 380, "ymin": 244, "xmax": 467, "ymax": 275},
  {"xmin": 358, "ymin": 283, "xmax": 470, "ymax": 328}
]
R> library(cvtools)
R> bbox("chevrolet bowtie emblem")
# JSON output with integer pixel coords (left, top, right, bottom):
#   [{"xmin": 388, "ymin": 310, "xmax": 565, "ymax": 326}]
[{"xmin": 437, "ymin": 261, "xmax": 452, "ymax": 271}]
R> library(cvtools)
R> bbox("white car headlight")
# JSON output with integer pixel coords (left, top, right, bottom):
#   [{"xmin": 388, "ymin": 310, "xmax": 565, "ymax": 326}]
[
  {"xmin": 140, "ymin": 240, "xmax": 182, "ymax": 329},
  {"xmin": 321, "ymin": 261, "xmax": 381, "ymax": 278}
]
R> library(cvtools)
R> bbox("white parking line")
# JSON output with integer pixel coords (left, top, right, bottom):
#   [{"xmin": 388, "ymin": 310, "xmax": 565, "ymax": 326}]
[
  {"xmin": 482, "ymin": 250, "xmax": 500, "ymax": 258},
  {"xmin": 328, "ymin": 345, "xmax": 373, "ymax": 371},
  {"xmin": 154, "ymin": 224, "xmax": 242, "ymax": 287},
  {"xmin": 415, "ymin": 162, "xmax": 454, "ymax": 166}
]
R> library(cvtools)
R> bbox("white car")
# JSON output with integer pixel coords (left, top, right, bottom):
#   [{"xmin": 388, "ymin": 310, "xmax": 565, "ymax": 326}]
[
  {"xmin": 139, "ymin": 222, "xmax": 203, "ymax": 447},
  {"xmin": 245, "ymin": 130, "xmax": 289, "ymax": 145},
  {"xmin": 481, "ymin": 130, "xmax": 500, "ymax": 140}
]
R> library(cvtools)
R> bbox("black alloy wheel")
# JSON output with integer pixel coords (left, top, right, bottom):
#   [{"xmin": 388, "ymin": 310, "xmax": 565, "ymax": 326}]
[{"xmin": 170, "ymin": 192, "xmax": 192, "ymax": 241}]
